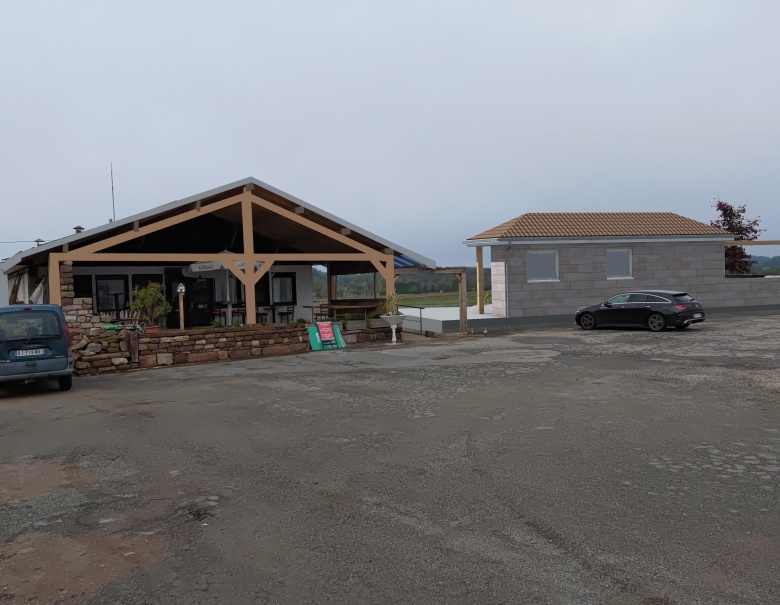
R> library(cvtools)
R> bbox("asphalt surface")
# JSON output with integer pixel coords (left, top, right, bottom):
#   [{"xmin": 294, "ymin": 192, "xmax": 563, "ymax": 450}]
[{"xmin": 1, "ymin": 314, "xmax": 779, "ymax": 604}]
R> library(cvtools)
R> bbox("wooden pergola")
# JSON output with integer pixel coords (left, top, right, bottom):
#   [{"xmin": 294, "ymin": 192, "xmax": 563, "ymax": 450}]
[{"xmin": 44, "ymin": 181, "xmax": 431, "ymax": 326}]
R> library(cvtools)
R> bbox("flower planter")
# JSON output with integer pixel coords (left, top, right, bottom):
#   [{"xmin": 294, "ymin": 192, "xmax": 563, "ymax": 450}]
[
  {"xmin": 343, "ymin": 320, "xmax": 368, "ymax": 331},
  {"xmin": 380, "ymin": 314, "xmax": 404, "ymax": 344}
]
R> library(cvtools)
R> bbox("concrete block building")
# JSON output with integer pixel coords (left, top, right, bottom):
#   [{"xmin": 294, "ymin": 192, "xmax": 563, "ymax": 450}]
[{"xmin": 466, "ymin": 212, "xmax": 780, "ymax": 319}]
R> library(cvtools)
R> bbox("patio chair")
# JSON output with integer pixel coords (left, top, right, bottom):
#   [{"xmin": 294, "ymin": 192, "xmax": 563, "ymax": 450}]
[
  {"xmin": 256, "ymin": 308, "xmax": 269, "ymax": 324},
  {"xmin": 277, "ymin": 305, "xmax": 294, "ymax": 323},
  {"xmin": 313, "ymin": 305, "xmax": 329, "ymax": 322}
]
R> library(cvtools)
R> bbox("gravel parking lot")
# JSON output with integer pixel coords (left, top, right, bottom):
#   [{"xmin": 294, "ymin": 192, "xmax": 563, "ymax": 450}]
[{"xmin": 1, "ymin": 313, "xmax": 779, "ymax": 604}]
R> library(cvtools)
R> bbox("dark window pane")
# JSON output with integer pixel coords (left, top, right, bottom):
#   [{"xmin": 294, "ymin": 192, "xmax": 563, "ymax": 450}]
[
  {"xmin": 527, "ymin": 252, "xmax": 558, "ymax": 280},
  {"xmin": 628, "ymin": 294, "xmax": 647, "ymax": 302},
  {"xmin": 74, "ymin": 275, "xmax": 93, "ymax": 298},
  {"xmin": 673, "ymin": 294, "xmax": 694, "ymax": 302}
]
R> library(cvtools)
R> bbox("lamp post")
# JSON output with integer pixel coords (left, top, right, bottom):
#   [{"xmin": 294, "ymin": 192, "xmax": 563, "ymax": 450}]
[{"xmin": 177, "ymin": 283, "xmax": 186, "ymax": 330}]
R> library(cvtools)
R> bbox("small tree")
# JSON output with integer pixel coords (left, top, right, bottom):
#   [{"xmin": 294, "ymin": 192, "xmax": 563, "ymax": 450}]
[
  {"xmin": 129, "ymin": 283, "xmax": 172, "ymax": 326},
  {"xmin": 710, "ymin": 200, "xmax": 763, "ymax": 274}
]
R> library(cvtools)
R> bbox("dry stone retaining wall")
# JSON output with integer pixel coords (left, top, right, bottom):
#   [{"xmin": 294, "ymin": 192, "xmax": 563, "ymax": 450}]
[{"xmin": 73, "ymin": 325, "xmax": 310, "ymax": 376}]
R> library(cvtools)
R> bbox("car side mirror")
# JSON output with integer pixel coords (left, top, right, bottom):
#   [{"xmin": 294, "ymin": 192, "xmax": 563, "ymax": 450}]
[{"xmin": 603, "ymin": 301, "xmax": 611, "ymax": 307}]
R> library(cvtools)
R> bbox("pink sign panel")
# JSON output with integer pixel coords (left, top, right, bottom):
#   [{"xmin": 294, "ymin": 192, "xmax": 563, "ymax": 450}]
[{"xmin": 317, "ymin": 322, "xmax": 336, "ymax": 342}]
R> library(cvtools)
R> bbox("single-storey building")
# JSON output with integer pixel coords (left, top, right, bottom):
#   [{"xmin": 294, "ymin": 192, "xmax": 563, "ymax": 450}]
[
  {"xmin": 1, "ymin": 177, "xmax": 435, "ymax": 328},
  {"xmin": 466, "ymin": 212, "xmax": 780, "ymax": 320}
]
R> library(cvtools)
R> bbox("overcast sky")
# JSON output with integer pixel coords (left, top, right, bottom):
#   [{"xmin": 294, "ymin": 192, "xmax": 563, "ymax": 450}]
[{"xmin": 2, "ymin": 1, "xmax": 779, "ymax": 265}]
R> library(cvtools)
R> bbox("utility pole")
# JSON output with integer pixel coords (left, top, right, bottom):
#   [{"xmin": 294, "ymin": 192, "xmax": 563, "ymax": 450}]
[{"xmin": 110, "ymin": 162, "xmax": 116, "ymax": 222}]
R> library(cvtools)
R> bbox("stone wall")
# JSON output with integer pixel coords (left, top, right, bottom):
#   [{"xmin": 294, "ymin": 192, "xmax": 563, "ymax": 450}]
[
  {"xmin": 339, "ymin": 319, "xmax": 399, "ymax": 344},
  {"xmin": 74, "ymin": 325, "xmax": 310, "ymax": 376}
]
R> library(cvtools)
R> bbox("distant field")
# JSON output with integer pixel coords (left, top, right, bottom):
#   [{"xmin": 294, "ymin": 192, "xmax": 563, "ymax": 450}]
[{"xmin": 396, "ymin": 291, "xmax": 488, "ymax": 307}]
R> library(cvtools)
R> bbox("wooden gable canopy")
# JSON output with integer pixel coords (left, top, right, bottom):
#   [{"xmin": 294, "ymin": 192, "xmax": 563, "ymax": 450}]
[{"xmin": 46, "ymin": 182, "xmax": 420, "ymax": 326}]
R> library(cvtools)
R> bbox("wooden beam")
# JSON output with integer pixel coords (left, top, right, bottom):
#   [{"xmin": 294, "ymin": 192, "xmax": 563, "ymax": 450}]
[
  {"xmin": 249, "ymin": 192, "xmax": 384, "ymax": 259},
  {"xmin": 74, "ymin": 194, "xmax": 247, "ymax": 255},
  {"xmin": 56, "ymin": 252, "xmax": 378, "ymax": 263},
  {"xmin": 241, "ymin": 196, "xmax": 257, "ymax": 325},
  {"xmin": 49, "ymin": 254, "xmax": 62, "ymax": 306},
  {"xmin": 476, "ymin": 246, "xmax": 484, "ymax": 314},
  {"xmin": 394, "ymin": 266, "xmax": 466, "ymax": 275}
]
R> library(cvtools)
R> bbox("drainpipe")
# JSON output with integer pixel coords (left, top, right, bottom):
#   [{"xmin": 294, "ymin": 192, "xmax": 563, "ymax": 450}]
[{"xmin": 505, "ymin": 244, "xmax": 511, "ymax": 320}]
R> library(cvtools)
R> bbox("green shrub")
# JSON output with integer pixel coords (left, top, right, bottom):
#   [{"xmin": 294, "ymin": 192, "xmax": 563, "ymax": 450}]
[{"xmin": 129, "ymin": 283, "xmax": 172, "ymax": 325}]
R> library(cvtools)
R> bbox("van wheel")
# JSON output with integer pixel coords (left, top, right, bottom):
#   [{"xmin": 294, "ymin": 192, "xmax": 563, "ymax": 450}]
[{"xmin": 57, "ymin": 376, "xmax": 73, "ymax": 391}]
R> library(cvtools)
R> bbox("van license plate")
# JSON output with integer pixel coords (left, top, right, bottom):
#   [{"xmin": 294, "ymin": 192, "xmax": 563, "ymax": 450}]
[
  {"xmin": 16, "ymin": 349, "xmax": 44, "ymax": 357},
  {"xmin": 693, "ymin": 313, "xmax": 702, "ymax": 318}
]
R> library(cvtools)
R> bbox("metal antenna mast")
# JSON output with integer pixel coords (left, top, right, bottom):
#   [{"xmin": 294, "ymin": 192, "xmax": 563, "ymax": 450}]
[{"xmin": 110, "ymin": 163, "xmax": 116, "ymax": 221}]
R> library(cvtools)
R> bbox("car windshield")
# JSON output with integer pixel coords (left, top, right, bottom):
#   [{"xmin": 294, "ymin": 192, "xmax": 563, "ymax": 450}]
[{"xmin": 0, "ymin": 311, "xmax": 63, "ymax": 342}]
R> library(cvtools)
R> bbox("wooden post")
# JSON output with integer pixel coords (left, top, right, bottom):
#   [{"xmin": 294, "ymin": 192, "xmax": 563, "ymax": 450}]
[
  {"xmin": 48, "ymin": 254, "xmax": 62, "ymax": 306},
  {"xmin": 241, "ymin": 194, "xmax": 257, "ymax": 325},
  {"xmin": 178, "ymin": 290, "xmax": 185, "ymax": 330},
  {"xmin": 456, "ymin": 271, "xmax": 468, "ymax": 334},
  {"xmin": 476, "ymin": 246, "xmax": 484, "ymax": 314}
]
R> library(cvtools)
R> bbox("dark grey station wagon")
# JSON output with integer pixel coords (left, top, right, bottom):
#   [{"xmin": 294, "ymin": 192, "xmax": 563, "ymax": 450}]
[
  {"xmin": 575, "ymin": 290, "xmax": 705, "ymax": 332},
  {"xmin": 0, "ymin": 304, "xmax": 74, "ymax": 390}
]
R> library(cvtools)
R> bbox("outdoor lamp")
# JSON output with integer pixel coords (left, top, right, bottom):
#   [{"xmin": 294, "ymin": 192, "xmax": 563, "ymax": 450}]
[{"xmin": 177, "ymin": 283, "xmax": 186, "ymax": 294}]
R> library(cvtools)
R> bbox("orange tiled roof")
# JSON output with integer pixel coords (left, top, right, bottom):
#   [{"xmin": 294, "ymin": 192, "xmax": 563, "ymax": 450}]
[{"xmin": 468, "ymin": 212, "xmax": 728, "ymax": 240}]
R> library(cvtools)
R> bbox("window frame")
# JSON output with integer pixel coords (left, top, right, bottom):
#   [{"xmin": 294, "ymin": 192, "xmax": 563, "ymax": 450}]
[
  {"xmin": 606, "ymin": 248, "xmax": 633, "ymax": 280},
  {"xmin": 271, "ymin": 272, "xmax": 297, "ymax": 305},
  {"xmin": 526, "ymin": 250, "xmax": 560, "ymax": 282},
  {"xmin": 95, "ymin": 275, "xmax": 129, "ymax": 315}
]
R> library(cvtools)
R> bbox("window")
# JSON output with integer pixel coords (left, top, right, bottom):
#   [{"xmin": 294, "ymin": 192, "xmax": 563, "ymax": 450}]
[
  {"xmin": 606, "ymin": 293, "xmax": 631, "ymax": 305},
  {"xmin": 606, "ymin": 249, "xmax": 632, "ymax": 279},
  {"xmin": 627, "ymin": 294, "xmax": 647, "ymax": 303},
  {"xmin": 95, "ymin": 276, "xmax": 128, "ymax": 316},
  {"xmin": 271, "ymin": 272, "xmax": 296, "ymax": 305},
  {"xmin": 527, "ymin": 251, "xmax": 559, "ymax": 281}
]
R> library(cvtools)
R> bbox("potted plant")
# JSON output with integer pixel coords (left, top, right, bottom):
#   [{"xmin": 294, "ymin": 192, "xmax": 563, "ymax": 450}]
[
  {"xmin": 380, "ymin": 290, "xmax": 404, "ymax": 344},
  {"xmin": 130, "ymin": 283, "xmax": 172, "ymax": 332}
]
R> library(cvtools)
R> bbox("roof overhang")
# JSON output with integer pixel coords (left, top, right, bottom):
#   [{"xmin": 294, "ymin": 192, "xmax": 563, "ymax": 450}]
[
  {"xmin": 464, "ymin": 234, "xmax": 733, "ymax": 247},
  {"xmin": 2, "ymin": 177, "xmax": 435, "ymax": 272}
]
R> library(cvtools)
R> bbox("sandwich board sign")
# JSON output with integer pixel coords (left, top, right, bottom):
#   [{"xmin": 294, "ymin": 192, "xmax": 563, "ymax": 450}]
[{"xmin": 307, "ymin": 322, "xmax": 345, "ymax": 350}]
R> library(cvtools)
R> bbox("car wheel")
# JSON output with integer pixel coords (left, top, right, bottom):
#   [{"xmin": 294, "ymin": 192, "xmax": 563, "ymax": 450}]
[
  {"xmin": 647, "ymin": 313, "xmax": 666, "ymax": 332},
  {"xmin": 57, "ymin": 376, "xmax": 73, "ymax": 391},
  {"xmin": 579, "ymin": 312, "xmax": 597, "ymax": 330},
  {"xmin": 675, "ymin": 324, "xmax": 690, "ymax": 330}
]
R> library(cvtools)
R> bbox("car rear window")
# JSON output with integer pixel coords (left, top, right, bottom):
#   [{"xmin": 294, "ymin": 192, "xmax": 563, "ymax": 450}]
[
  {"xmin": 673, "ymin": 294, "xmax": 695, "ymax": 303},
  {"xmin": 0, "ymin": 310, "xmax": 63, "ymax": 342}
]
